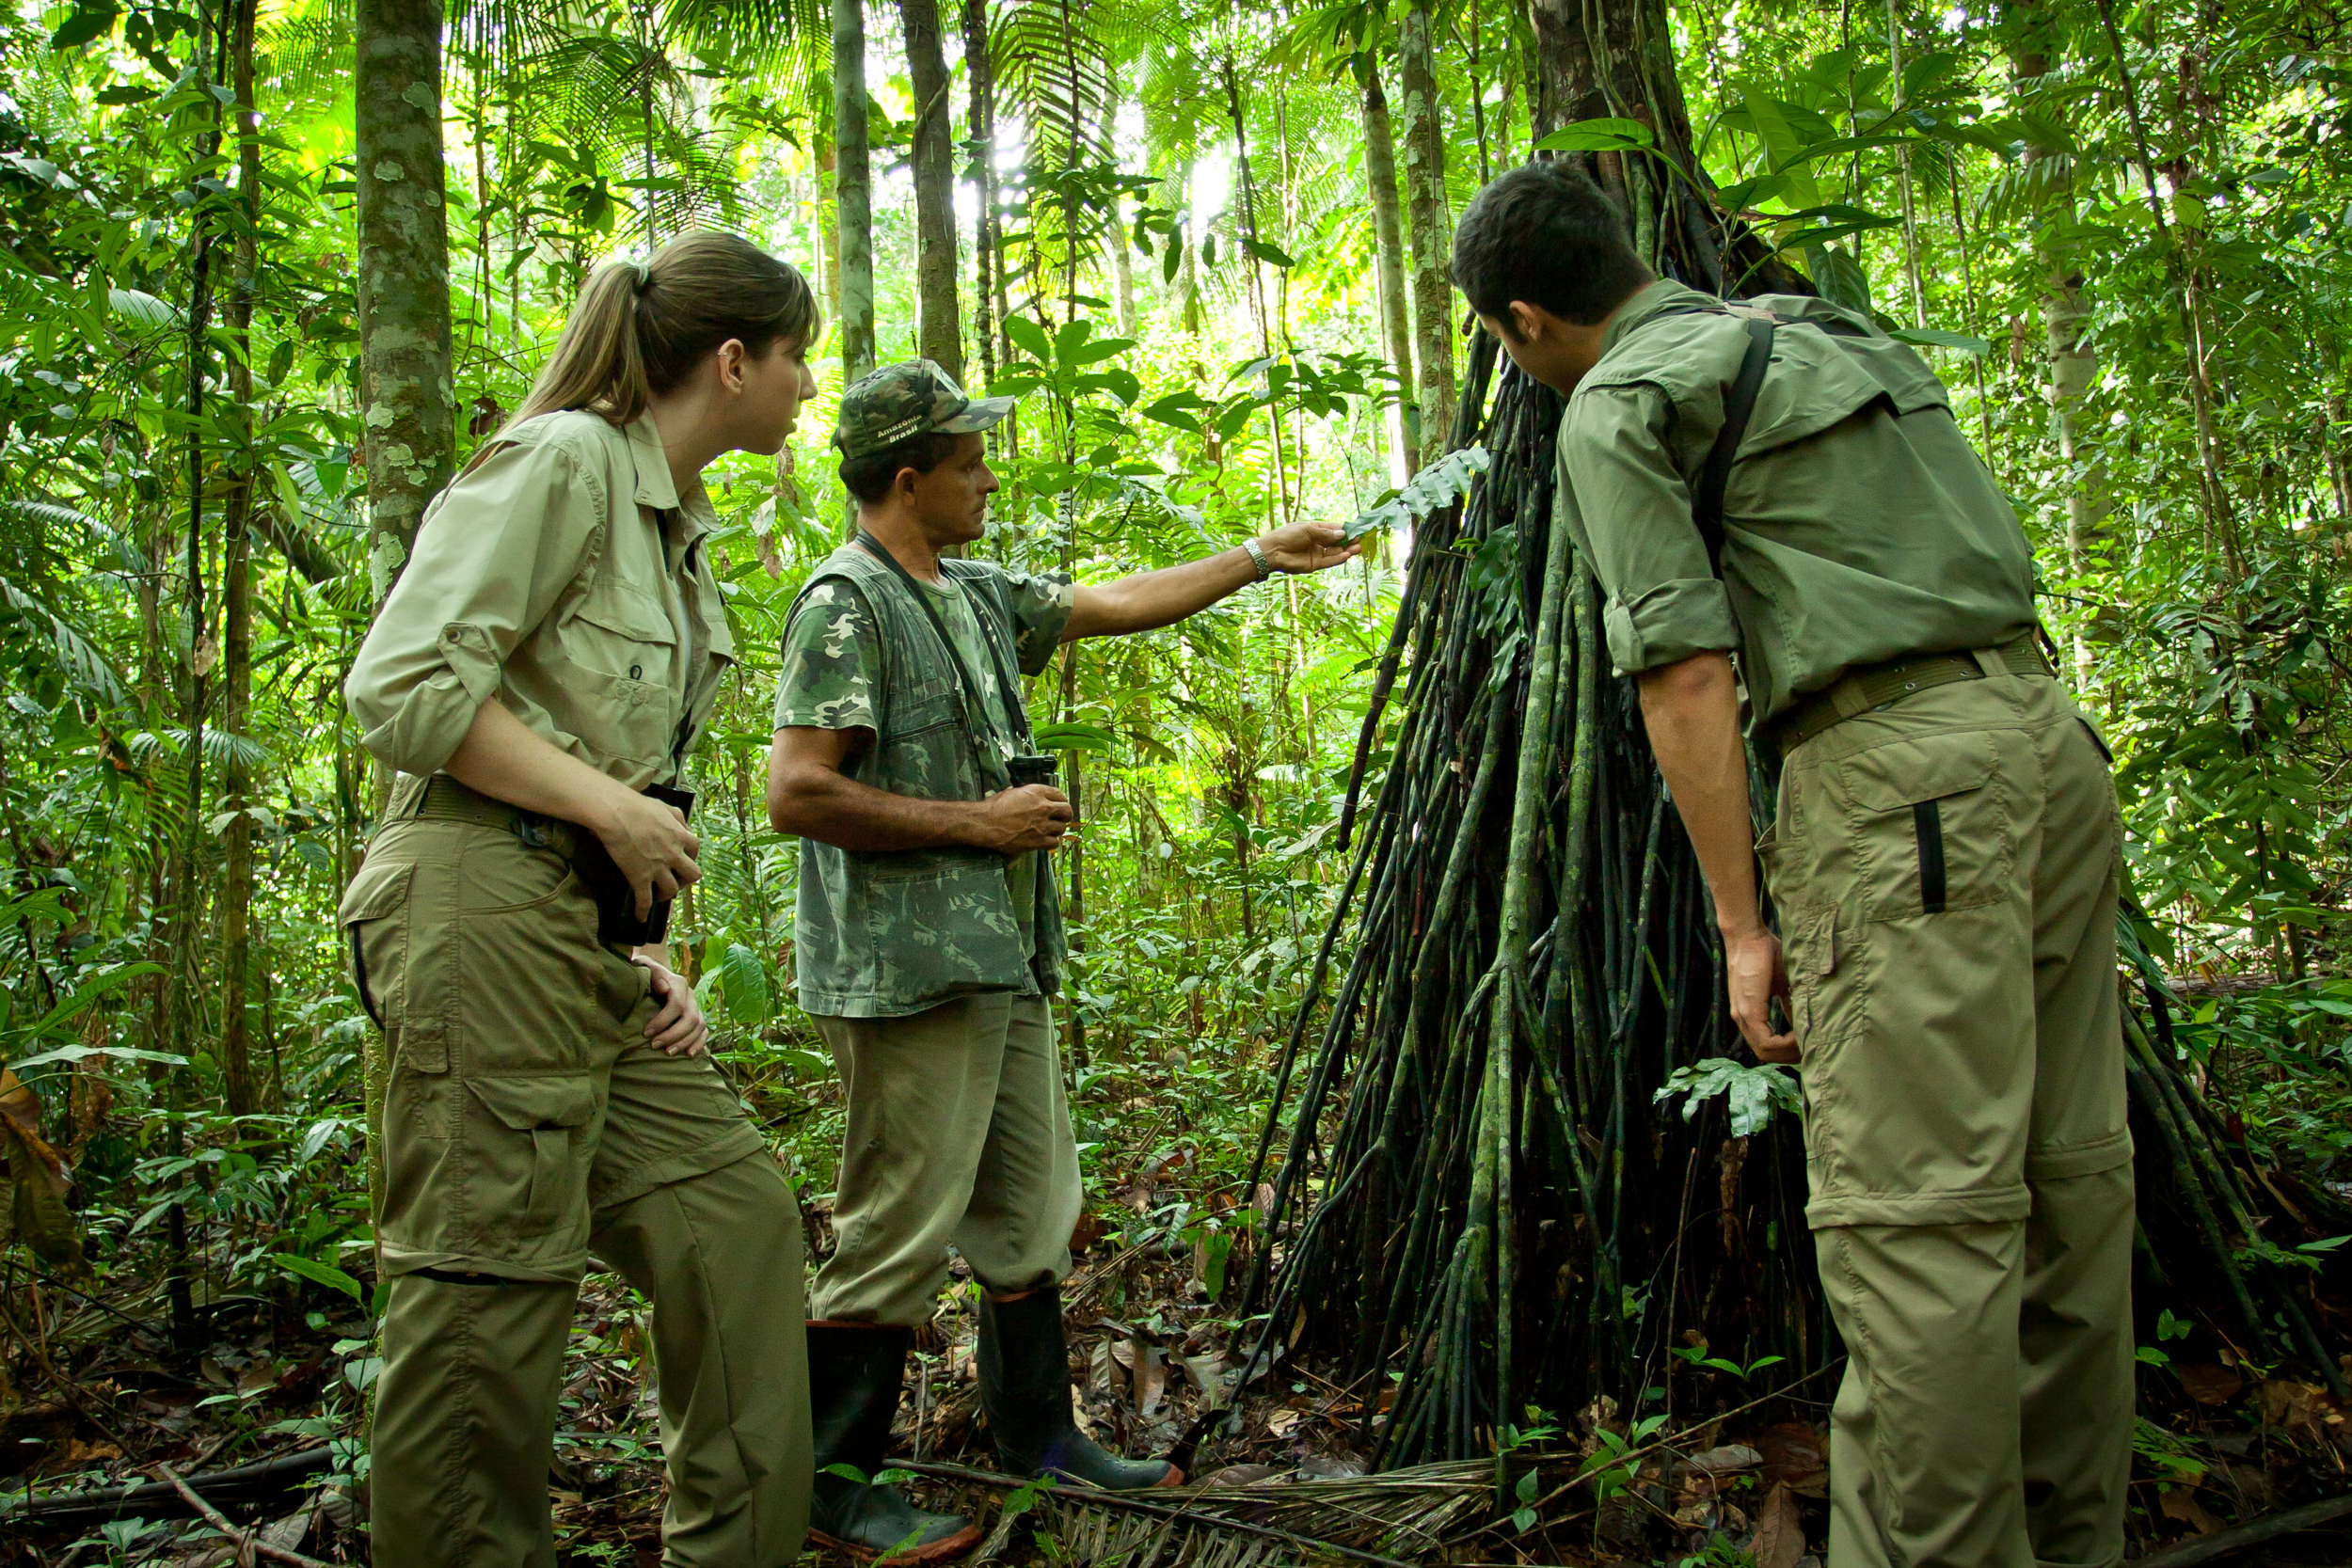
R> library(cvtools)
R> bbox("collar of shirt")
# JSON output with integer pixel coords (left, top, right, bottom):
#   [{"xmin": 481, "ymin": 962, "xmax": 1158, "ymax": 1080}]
[
  {"xmin": 1596, "ymin": 277, "xmax": 1719, "ymax": 360},
  {"xmin": 620, "ymin": 411, "xmax": 718, "ymax": 551}
]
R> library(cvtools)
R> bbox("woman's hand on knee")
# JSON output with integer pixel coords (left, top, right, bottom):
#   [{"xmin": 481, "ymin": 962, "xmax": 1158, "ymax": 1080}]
[{"xmin": 633, "ymin": 955, "xmax": 710, "ymax": 1056}]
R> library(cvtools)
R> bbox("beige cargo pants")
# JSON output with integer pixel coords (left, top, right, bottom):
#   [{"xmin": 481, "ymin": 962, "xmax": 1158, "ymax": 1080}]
[
  {"xmin": 807, "ymin": 994, "xmax": 1083, "ymax": 1326},
  {"xmin": 1761, "ymin": 662, "xmax": 2135, "ymax": 1568},
  {"xmin": 342, "ymin": 782, "xmax": 812, "ymax": 1568}
]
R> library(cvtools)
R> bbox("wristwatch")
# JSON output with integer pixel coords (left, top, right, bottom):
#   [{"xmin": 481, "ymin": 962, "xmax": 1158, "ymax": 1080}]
[{"xmin": 1242, "ymin": 537, "xmax": 1275, "ymax": 580}]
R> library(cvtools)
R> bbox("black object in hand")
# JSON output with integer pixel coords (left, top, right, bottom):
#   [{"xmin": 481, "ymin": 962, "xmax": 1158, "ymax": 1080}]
[
  {"xmin": 572, "ymin": 783, "xmax": 696, "ymax": 947},
  {"xmin": 1006, "ymin": 754, "xmax": 1058, "ymax": 789}
]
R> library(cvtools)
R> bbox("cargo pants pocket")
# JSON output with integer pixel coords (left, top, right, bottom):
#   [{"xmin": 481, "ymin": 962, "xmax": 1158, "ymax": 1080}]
[{"xmin": 467, "ymin": 1076, "xmax": 598, "ymax": 1236}]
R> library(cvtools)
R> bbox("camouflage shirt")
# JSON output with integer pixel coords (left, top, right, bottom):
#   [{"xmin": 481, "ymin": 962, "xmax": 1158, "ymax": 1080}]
[{"xmin": 773, "ymin": 544, "xmax": 1074, "ymax": 1017}]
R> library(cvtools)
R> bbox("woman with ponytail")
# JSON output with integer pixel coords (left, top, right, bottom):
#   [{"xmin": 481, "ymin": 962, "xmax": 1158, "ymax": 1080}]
[{"xmin": 343, "ymin": 231, "xmax": 820, "ymax": 1568}]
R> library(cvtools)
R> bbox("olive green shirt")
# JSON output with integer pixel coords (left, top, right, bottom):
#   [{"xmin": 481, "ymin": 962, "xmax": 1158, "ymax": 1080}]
[
  {"xmin": 1555, "ymin": 279, "xmax": 2037, "ymax": 726},
  {"xmin": 346, "ymin": 411, "xmax": 738, "ymax": 790}
]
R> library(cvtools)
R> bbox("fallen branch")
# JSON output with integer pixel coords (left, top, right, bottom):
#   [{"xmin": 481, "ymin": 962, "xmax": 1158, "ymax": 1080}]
[
  {"xmin": 2126, "ymin": 1493, "xmax": 2352, "ymax": 1568},
  {"xmin": 895, "ymin": 1458, "xmax": 1424, "ymax": 1567},
  {"xmin": 3, "ymin": 1447, "xmax": 333, "ymax": 1526},
  {"xmin": 151, "ymin": 1463, "xmax": 331, "ymax": 1568}
]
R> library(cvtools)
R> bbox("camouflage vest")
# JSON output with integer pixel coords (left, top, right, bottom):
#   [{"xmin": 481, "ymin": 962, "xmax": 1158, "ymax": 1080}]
[{"xmin": 787, "ymin": 543, "xmax": 1065, "ymax": 1018}]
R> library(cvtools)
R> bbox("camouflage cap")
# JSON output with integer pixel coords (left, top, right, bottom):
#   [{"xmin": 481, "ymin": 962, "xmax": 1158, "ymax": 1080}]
[{"xmin": 833, "ymin": 359, "xmax": 1017, "ymax": 458}]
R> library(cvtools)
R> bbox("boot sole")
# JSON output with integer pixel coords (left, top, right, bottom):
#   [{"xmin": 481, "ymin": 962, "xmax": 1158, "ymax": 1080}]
[{"xmin": 809, "ymin": 1522, "xmax": 985, "ymax": 1565}]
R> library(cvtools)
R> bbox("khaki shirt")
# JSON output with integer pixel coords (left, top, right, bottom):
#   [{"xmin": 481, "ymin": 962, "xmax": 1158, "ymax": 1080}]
[
  {"xmin": 346, "ymin": 410, "xmax": 738, "ymax": 789},
  {"xmin": 1555, "ymin": 279, "xmax": 2037, "ymax": 727}
]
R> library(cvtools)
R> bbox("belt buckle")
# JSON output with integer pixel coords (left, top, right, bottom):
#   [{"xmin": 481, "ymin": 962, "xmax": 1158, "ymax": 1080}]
[{"xmin": 513, "ymin": 812, "xmax": 549, "ymax": 849}]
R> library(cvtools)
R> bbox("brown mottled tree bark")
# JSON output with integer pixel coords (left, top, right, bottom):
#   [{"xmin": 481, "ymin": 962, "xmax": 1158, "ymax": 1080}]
[
  {"xmin": 1396, "ymin": 0, "xmax": 1454, "ymax": 465},
  {"xmin": 355, "ymin": 0, "xmax": 454, "ymax": 602},
  {"xmin": 219, "ymin": 0, "xmax": 263, "ymax": 1121},
  {"xmin": 1525, "ymin": 0, "xmax": 1804, "ymax": 297},
  {"xmin": 834, "ymin": 0, "xmax": 876, "ymax": 385},
  {"xmin": 1360, "ymin": 70, "xmax": 1420, "ymax": 476},
  {"xmin": 899, "ymin": 0, "xmax": 962, "ymax": 381}
]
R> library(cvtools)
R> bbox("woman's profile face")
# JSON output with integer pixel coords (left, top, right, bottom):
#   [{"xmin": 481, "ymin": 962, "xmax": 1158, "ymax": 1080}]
[{"xmin": 737, "ymin": 333, "xmax": 818, "ymax": 455}]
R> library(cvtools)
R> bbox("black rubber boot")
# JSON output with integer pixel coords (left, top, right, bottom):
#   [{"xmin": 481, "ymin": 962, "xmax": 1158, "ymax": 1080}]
[
  {"xmin": 977, "ymin": 1288, "xmax": 1184, "ymax": 1490},
  {"xmin": 807, "ymin": 1323, "xmax": 982, "ymax": 1563}
]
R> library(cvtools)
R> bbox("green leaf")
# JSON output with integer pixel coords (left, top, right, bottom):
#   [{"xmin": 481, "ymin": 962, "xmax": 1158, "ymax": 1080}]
[
  {"xmin": 1533, "ymin": 117, "xmax": 1656, "ymax": 153},
  {"xmin": 1889, "ymin": 326, "xmax": 1991, "ymax": 356},
  {"xmin": 1032, "ymin": 721, "xmax": 1117, "ymax": 752},
  {"xmin": 1804, "ymin": 244, "xmax": 1873, "ymax": 316},
  {"xmin": 722, "ymin": 943, "xmax": 771, "ymax": 1029},
  {"xmin": 1243, "ymin": 237, "xmax": 1296, "ymax": 268},
  {"xmin": 272, "ymin": 1252, "xmax": 365, "ymax": 1303},
  {"xmin": 1004, "ymin": 315, "xmax": 1052, "ymax": 364},
  {"xmin": 109, "ymin": 289, "xmax": 181, "ymax": 332},
  {"xmin": 1741, "ymin": 89, "xmax": 1822, "ymax": 208},
  {"xmin": 1344, "ymin": 447, "xmax": 1491, "ymax": 540},
  {"xmin": 49, "ymin": 3, "xmax": 119, "ymax": 49},
  {"xmin": 1711, "ymin": 174, "xmax": 1789, "ymax": 213}
]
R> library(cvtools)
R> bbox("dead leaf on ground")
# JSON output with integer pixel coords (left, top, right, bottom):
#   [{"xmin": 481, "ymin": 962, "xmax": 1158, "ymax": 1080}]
[
  {"xmin": 1750, "ymin": 1481, "xmax": 1805, "ymax": 1568},
  {"xmin": 1756, "ymin": 1421, "xmax": 1830, "ymax": 1497},
  {"xmin": 1198, "ymin": 1463, "xmax": 1282, "ymax": 1488},
  {"xmin": 1263, "ymin": 1407, "xmax": 1301, "ymax": 1438},
  {"xmin": 2256, "ymin": 1379, "xmax": 2332, "ymax": 1433},
  {"xmin": 2178, "ymin": 1362, "xmax": 2244, "ymax": 1406},
  {"xmin": 2159, "ymin": 1488, "xmax": 2222, "ymax": 1535}
]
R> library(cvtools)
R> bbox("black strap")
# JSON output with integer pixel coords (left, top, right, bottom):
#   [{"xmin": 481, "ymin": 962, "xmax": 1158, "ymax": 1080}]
[
  {"xmin": 850, "ymin": 533, "xmax": 1037, "ymax": 753},
  {"xmin": 1693, "ymin": 314, "xmax": 1776, "ymax": 574}
]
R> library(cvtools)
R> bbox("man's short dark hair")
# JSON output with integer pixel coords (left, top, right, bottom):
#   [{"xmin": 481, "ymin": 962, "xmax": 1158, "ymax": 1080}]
[
  {"xmin": 840, "ymin": 429, "xmax": 961, "ymax": 505},
  {"xmin": 1451, "ymin": 162, "xmax": 1652, "ymax": 332}
]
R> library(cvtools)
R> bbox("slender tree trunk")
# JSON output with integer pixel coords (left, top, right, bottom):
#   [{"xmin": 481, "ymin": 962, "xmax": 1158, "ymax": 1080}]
[
  {"xmin": 834, "ymin": 0, "xmax": 876, "ymax": 388},
  {"xmin": 1360, "ymin": 70, "xmax": 1420, "ymax": 480},
  {"xmin": 2009, "ymin": 23, "xmax": 2106, "ymax": 680},
  {"xmin": 963, "ymin": 0, "xmax": 998, "ymax": 384},
  {"xmin": 356, "ymin": 0, "xmax": 454, "ymax": 603},
  {"xmin": 1397, "ymin": 0, "xmax": 1456, "ymax": 465},
  {"xmin": 900, "ymin": 0, "xmax": 962, "ymax": 381},
  {"xmin": 1887, "ymin": 0, "xmax": 1928, "ymax": 327},
  {"xmin": 1107, "ymin": 199, "xmax": 1136, "ymax": 339},
  {"xmin": 219, "ymin": 0, "xmax": 262, "ymax": 1121}
]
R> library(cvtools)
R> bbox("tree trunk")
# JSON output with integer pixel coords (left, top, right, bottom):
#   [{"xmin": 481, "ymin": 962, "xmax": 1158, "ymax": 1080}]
[
  {"xmin": 2010, "ymin": 21, "xmax": 2108, "ymax": 680},
  {"xmin": 1525, "ymin": 0, "xmax": 1804, "ymax": 296},
  {"xmin": 1396, "ymin": 1, "xmax": 1455, "ymax": 466},
  {"xmin": 834, "ymin": 0, "xmax": 876, "ymax": 386},
  {"xmin": 356, "ymin": 0, "xmax": 455, "ymax": 603},
  {"xmin": 899, "ymin": 0, "xmax": 961, "ymax": 381},
  {"xmin": 1106, "ymin": 200, "xmax": 1136, "ymax": 339},
  {"xmin": 1359, "ymin": 70, "xmax": 1420, "ymax": 481},
  {"xmin": 219, "ymin": 0, "xmax": 263, "ymax": 1121},
  {"xmin": 962, "ymin": 0, "xmax": 999, "ymax": 384}
]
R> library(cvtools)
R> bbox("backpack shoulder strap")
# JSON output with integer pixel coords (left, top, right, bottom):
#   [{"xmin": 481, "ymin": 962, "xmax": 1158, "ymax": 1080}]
[{"xmin": 1693, "ymin": 311, "xmax": 1777, "ymax": 575}]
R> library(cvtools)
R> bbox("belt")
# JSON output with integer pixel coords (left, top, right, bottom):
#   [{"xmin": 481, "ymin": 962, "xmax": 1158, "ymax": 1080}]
[
  {"xmin": 1771, "ymin": 634, "xmax": 2054, "ymax": 755},
  {"xmin": 405, "ymin": 773, "xmax": 581, "ymax": 857}
]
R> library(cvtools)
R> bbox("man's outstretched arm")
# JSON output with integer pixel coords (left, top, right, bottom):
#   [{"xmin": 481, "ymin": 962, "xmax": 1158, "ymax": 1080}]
[
  {"xmin": 1634, "ymin": 651, "xmax": 1798, "ymax": 1063},
  {"xmin": 1061, "ymin": 520, "xmax": 1359, "ymax": 642}
]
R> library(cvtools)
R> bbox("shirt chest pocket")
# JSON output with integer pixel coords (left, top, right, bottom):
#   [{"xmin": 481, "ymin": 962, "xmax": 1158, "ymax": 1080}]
[
  {"xmin": 878, "ymin": 673, "xmax": 978, "ymax": 800},
  {"xmin": 566, "ymin": 582, "xmax": 679, "ymax": 766},
  {"xmin": 569, "ymin": 582, "xmax": 679, "ymax": 687}
]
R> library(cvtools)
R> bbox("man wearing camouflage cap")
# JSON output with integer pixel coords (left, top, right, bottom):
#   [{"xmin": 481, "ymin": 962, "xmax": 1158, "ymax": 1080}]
[{"xmin": 767, "ymin": 359, "xmax": 1358, "ymax": 1560}]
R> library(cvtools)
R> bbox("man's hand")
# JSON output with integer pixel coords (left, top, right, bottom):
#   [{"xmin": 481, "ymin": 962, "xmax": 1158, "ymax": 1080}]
[
  {"xmin": 968, "ymin": 784, "xmax": 1073, "ymax": 855},
  {"xmin": 594, "ymin": 786, "xmax": 702, "ymax": 918},
  {"xmin": 1256, "ymin": 520, "xmax": 1361, "ymax": 575},
  {"xmin": 1724, "ymin": 923, "xmax": 1798, "ymax": 1063},
  {"xmin": 632, "ymin": 955, "xmax": 709, "ymax": 1056}
]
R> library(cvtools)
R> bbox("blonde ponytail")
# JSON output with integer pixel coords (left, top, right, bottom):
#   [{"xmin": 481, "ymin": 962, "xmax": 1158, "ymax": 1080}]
[{"xmin": 479, "ymin": 230, "xmax": 819, "ymax": 461}]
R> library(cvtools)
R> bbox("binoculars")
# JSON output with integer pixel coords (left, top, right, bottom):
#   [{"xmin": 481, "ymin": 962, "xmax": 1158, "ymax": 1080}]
[{"xmin": 1006, "ymin": 753, "xmax": 1059, "ymax": 789}]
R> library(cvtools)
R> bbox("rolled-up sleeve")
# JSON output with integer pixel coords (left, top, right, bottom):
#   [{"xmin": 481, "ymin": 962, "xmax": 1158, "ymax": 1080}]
[
  {"xmin": 1560, "ymin": 384, "xmax": 1739, "ymax": 675},
  {"xmin": 1003, "ymin": 569, "xmax": 1076, "ymax": 675},
  {"xmin": 344, "ymin": 438, "xmax": 602, "ymax": 775}
]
